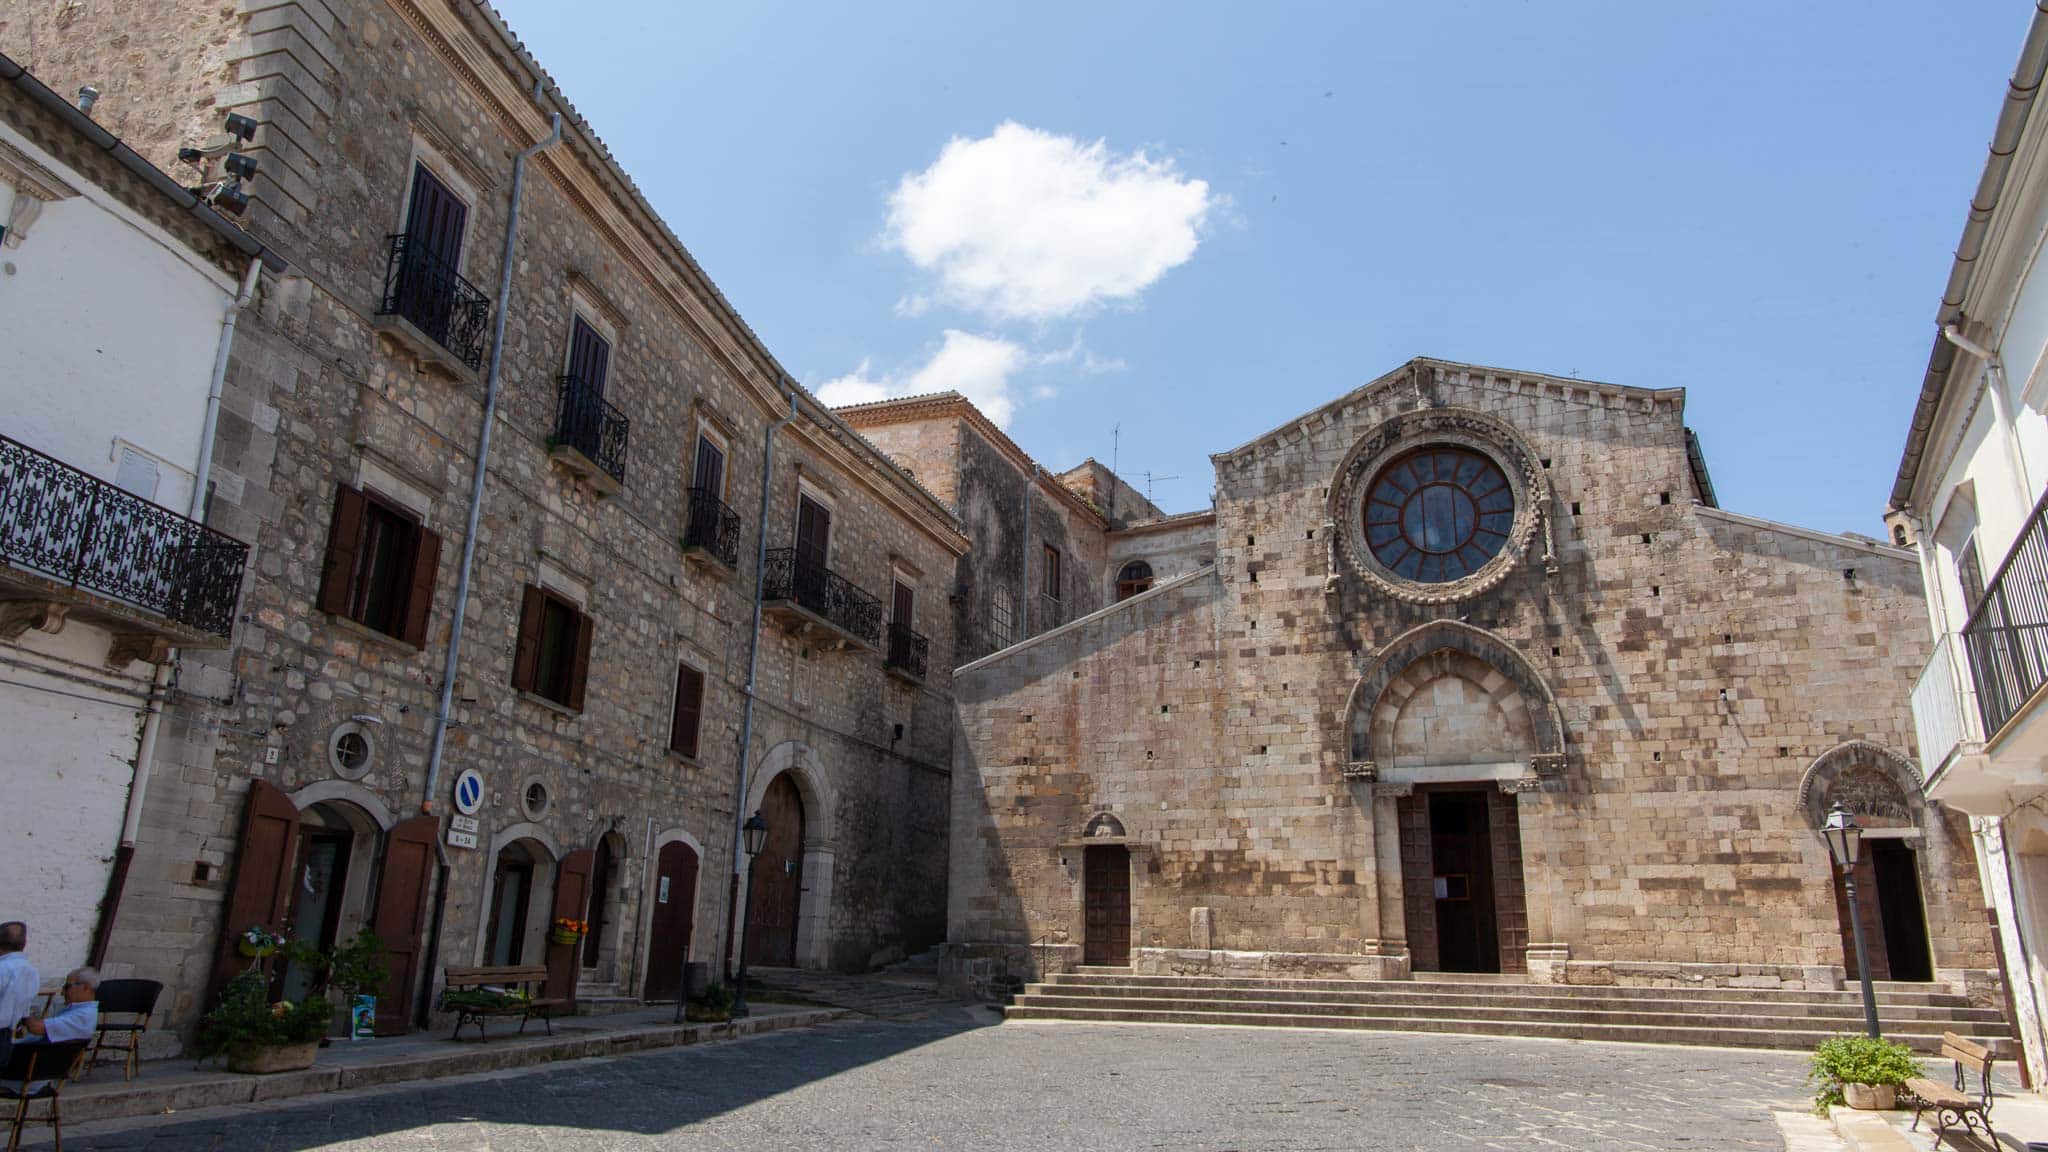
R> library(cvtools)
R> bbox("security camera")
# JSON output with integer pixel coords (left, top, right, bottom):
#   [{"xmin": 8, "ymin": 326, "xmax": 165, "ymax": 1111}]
[
  {"xmin": 223, "ymin": 112, "xmax": 258, "ymax": 142},
  {"xmin": 208, "ymin": 182, "xmax": 249, "ymax": 216},
  {"xmin": 223, "ymin": 153, "xmax": 259, "ymax": 181},
  {"xmin": 177, "ymin": 147, "xmax": 205, "ymax": 167}
]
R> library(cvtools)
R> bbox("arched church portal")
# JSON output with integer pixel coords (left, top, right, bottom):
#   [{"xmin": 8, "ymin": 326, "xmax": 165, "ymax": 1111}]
[{"xmin": 1800, "ymin": 742, "xmax": 1934, "ymax": 983}]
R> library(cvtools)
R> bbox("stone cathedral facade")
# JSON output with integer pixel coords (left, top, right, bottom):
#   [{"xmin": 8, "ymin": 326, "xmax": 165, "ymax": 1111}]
[{"xmin": 940, "ymin": 358, "xmax": 2000, "ymax": 997}]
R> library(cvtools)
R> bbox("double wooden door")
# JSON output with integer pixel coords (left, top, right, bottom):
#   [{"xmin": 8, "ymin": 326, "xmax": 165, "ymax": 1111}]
[
  {"xmin": 1083, "ymin": 845, "xmax": 1130, "ymax": 966},
  {"xmin": 745, "ymin": 774, "xmax": 805, "ymax": 967}
]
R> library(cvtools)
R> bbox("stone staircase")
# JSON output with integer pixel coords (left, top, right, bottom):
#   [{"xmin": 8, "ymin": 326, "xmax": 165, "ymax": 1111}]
[{"xmin": 1004, "ymin": 968, "xmax": 2013, "ymax": 1055}]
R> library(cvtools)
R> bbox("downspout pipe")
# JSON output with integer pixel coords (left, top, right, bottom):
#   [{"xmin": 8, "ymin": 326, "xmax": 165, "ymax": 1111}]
[
  {"xmin": 721, "ymin": 384, "xmax": 799, "ymax": 992},
  {"xmin": 1942, "ymin": 322, "xmax": 2035, "ymax": 505},
  {"xmin": 422, "ymin": 94, "xmax": 562, "ymax": 814},
  {"xmin": 98, "ymin": 255, "xmax": 263, "ymax": 968}
]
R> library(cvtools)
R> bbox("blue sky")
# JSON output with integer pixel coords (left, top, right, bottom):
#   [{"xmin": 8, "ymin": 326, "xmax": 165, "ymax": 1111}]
[{"xmin": 494, "ymin": 1, "xmax": 2028, "ymax": 532}]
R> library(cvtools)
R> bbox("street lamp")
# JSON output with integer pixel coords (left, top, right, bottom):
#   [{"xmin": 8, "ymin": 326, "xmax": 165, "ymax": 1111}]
[
  {"xmin": 1821, "ymin": 802, "xmax": 1882, "ymax": 1038},
  {"xmin": 731, "ymin": 811, "xmax": 769, "ymax": 1019}
]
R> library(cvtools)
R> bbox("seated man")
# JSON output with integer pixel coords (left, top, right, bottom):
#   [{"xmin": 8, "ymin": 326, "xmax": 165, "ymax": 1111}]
[{"xmin": 6, "ymin": 967, "xmax": 97, "ymax": 1096}]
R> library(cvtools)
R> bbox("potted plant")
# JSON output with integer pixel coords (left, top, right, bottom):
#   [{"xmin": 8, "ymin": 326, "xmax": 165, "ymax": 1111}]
[
  {"xmin": 1810, "ymin": 1035, "xmax": 1921, "ymax": 1111},
  {"xmin": 325, "ymin": 929, "xmax": 390, "ymax": 1039},
  {"xmin": 685, "ymin": 982, "xmax": 735, "ymax": 1023},
  {"xmin": 195, "ymin": 969, "xmax": 335, "ymax": 1073},
  {"xmin": 549, "ymin": 917, "xmax": 589, "ymax": 946}
]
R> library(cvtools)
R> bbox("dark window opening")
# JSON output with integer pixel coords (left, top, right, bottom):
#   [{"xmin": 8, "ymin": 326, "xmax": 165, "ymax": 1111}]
[
  {"xmin": 1042, "ymin": 544, "xmax": 1062, "ymax": 600},
  {"xmin": 512, "ymin": 584, "xmax": 592, "ymax": 711},
  {"xmin": 318, "ymin": 483, "xmax": 440, "ymax": 646},
  {"xmin": 670, "ymin": 663, "xmax": 705, "ymax": 758},
  {"xmin": 1116, "ymin": 560, "xmax": 1154, "ymax": 601}
]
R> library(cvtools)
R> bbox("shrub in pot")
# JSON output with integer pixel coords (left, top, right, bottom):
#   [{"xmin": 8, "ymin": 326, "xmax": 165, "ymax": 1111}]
[
  {"xmin": 1809, "ymin": 1035, "xmax": 1921, "ymax": 1111},
  {"xmin": 686, "ymin": 982, "xmax": 735, "ymax": 1023},
  {"xmin": 196, "ymin": 970, "xmax": 335, "ymax": 1074}
]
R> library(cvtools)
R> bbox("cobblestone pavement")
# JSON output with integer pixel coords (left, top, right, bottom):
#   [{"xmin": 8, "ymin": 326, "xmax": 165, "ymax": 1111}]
[{"xmin": 47, "ymin": 1010, "xmax": 1829, "ymax": 1151}]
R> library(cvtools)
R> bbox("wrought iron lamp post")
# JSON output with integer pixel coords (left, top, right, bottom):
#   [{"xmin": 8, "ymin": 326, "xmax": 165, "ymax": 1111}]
[
  {"xmin": 1821, "ymin": 802, "xmax": 1882, "ymax": 1038},
  {"xmin": 731, "ymin": 811, "xmax": 769, "ymax": 1019}
]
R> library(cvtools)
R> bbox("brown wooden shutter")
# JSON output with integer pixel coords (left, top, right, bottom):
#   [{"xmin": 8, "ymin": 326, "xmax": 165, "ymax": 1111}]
[
  {"xmin": 511, "ymin": 584, "xmax": 544, "ymax": 693},
  {"xmin": 399, "ymin": 528, "xmax": 442, "ymax": 648},
  {"xmin": 568, "ymin": 316, "xmax": 611, "ymax": 394},
  {"xmin": 318, "ymin": 484, "xmax": 368, "ymax": 617},
  {"xmin": 565, "ymin": 609, "xmax": 594, "ymax": 712},
  {"xmin": 208, "ymin": 780, "xmax": 301, "ymax": 1006},
  {"xmin": 796, "ymin": 496, "xmax": 830, "ymax": 570},
  {"xmin": 693, "ymin": 436, "xmax": 725, "ymax": 499},
  {"xmin": 369, "ymin": 815, "xmax": 438, "ymax": 1034},
  {"xmin": 670, "ymin": 664, "xmax": 704, "ymax": 758},
  {"xmin": 545, "ymin": 849, "xmax": 596, "ymax": 1003},
  {"xmin": 405, "ymin": 164, "xmax": 468, "ymax": 269}
]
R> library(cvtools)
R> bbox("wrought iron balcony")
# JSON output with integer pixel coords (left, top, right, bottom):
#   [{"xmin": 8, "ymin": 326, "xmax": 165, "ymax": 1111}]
[
  {"xmin": 761, "ymin": 548, "xmax": 882, "ymax": 647},
  {"xmin": 682, "ymin": 486, "xmax": 741, "ymax": 569},
  {"xmin": 375, "ymin": 233, "xmax": 491, "ymax": 374},
  {"xmin": 886, "ymin": 622, "xmax": 929, "ymax": 681},
  {"xmin": 1963, "ymin": 487, "xmax": 2048, "ymax": 742},
  {"xmin": 1911, "ymin": 633, "xmax": 1983, "ymax": 781},
  {"xmin": 550, "ymin": 374, "xmax": 629, "ymax": 494},
  {"xmin": 0, "ymin": 433, "xmax": 247, "ymax": 642}
]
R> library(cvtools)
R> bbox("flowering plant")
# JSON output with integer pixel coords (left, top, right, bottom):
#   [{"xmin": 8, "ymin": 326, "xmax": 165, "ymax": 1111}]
[
  {"xmin": 195, "ymin": 970, "xmax": 334, "ymax": 1059},
  {"xmin": 548, "ymin": 917, "xmax": 590, "ymax": 944},
  {"xmin": 236, "ymin": 925, "xmax": 286, "ymax": 958}
]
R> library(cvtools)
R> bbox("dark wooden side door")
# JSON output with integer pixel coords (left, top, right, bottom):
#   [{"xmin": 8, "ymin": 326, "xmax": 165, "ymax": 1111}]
[
  {"xmin": 403, "ymin": 164, "xmax": 466, "ymax": 268},
  {"xmin": 1428, "ymin": 790, "xmax": 1499, "ymax": 974},
  {"xmin": 746, "ymin": 773, "xmax": 805, "ymax": 967},
  {"xmin": 1396, "ymin": 794, "xmax": 1438, "ymax": 972},
  {"xmin": 545, "ymin": 849, "xmax": 595, "ymax": 1003},
  {"xmin": 795, "ymin": 496, "xmax": 831, "ymax": 572},
  {"xmin": 1486, "ymin": 788, "xmax": 1530, "ymax": 975},
  {"xmin": 644, "ymin": 841, "xmax": 700, "ymax": 1000},
  {"xmin": 693, "ymin": 435, "xmax": 725, "ymax": 499},
  {"xmin": 1083, "ymin": 845, "xmax": 1131, "ymax": 966},
  {"xmin": 370, "ymin": 814, "xmax": 438, "ymax": 1034},
  {"xmin": 209, "ymin": 780, "xmax": 301, "ymax": 1006}
]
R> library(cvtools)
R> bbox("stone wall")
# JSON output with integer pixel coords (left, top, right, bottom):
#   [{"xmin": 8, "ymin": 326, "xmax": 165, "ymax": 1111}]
[{"xmin": 948, "ymin": 359, "xmax": 1995, "ymax": 995}]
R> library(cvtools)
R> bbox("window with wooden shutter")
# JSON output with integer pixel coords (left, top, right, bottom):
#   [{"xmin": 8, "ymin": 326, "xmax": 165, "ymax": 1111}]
[
  {"xmin": 319, "ymin": 483, "xmax": 439, "ymax": 645},
  {"xmin": 514, "ymin": 584, "xmax": 592, "ymax": 711},
  {"xmin": 693, "ymin": 434, "xmax": 725, "ymax": 501},
  {"xmin": 566, "ymin": 315, "xmax": 611, "ymax": 395},
  {"xmin": 796, "ymin": 494, "xmax": 831, "ymax": 571},
  {"xmin": 512, "ymin": 585, "xmax": 546, "ymax": 693},
  {"xmin": 1042, "ymin": 544, "xmax": 1062, "ymax": 600},
  {"xmin": 670, "ymin": 663, "xmax": 705, "ymax": 758}
]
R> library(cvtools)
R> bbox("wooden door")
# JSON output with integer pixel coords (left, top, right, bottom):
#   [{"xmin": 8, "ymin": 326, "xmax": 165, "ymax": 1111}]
[
  {"xmin": 545, "ymin": 849, "xmax": 595, "ymax": 1003},
  {"xmin": 644, "ymin": 841, "xmax": 700, "ymax": 1001},
  {"xmin": 1396, "ymin": 793, "xmax": 1438, "ymax": 972},
  {"xmin": 795, "ymin": 496, "xmax": 830, "ymax": 572},
  {"xmin": 566, "ymin": 316, "xmax": 610, "ymax": 393},
  {"xmin": 693, "ymin": 435, "xmax": 725, "ymax": 499},
  {"xmin": 1082, "ymin": 845, "xmax": 1130, "ymax": 966},
  {"xmin": 1486, "ymin": 789, "xmax": 1530, "ymax": 975},
  {"xmin": 403, "ymin": 164, "xmax": 466, "ymax": 268},
  {"xmin": 745, "ymin": 774, "xmax": 805, "ymax": 967},
  {"xmin": 1428, "ymin": 791, "xmax": 1498, "ymax": 974},
  {"xmin": 370, "ymin": 815, "xmax": 438, "ymax": 1034},
  {"xmin": 209, "ymin": 780, "xmax": 300, "ymax": 1005}
]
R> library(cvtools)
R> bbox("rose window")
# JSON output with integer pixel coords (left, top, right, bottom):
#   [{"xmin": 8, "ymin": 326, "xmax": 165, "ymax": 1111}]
[{"xmin": 1363, "ymin": 447, "xmax": 1515, "ymax": 583}]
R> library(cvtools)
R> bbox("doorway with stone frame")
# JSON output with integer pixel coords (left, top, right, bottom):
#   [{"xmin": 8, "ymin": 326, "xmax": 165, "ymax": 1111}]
[{"xmin": 1398, "ymin": 784, "xmax": 1528, "ymax": 974}]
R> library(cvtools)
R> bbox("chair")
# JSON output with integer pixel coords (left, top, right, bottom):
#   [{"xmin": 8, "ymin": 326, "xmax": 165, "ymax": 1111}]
[
  {"xmin": 89, "ymin": 979, "xmax": 161, "ymax": 1082},
  {"xmin": 1, "ymin": 1039, "xmax": 89, "ymax": 1151}
]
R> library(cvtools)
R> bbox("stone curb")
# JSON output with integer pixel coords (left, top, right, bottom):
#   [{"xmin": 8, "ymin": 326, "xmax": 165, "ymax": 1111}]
[
  {"xmin": 61, "ymin": 1008, "xmax": 853, "ymax": 1125},
  {"xmin": 1828, "ymin": 1105, "xmax": 1917, "ymax": 1151}
]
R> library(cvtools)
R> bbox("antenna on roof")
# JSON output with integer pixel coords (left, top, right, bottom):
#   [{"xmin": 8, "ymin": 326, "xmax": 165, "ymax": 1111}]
[
  {"xmin": 1111, "ymin": 424, "xmax": 1119, "ymax": 481},
  {"xmin": 1143, "ymin": 472, "xmax": 1179, "ymax": 503}
]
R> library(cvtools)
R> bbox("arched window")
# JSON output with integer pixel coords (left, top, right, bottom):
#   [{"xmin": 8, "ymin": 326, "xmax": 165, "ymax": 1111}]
[{"xmin": 1116, "ymin": 560, "xmax": 1154, "ymax": 601}]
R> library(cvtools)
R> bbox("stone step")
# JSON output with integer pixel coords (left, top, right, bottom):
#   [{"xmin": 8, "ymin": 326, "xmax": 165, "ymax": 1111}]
[
  {"xmin": 1040, "ymin": 972, "xmax": 1978, "ymax": 1008},
  {"xmin": 1018, "ymin": 984, "xmax": 2004, "ymax": 1024},
  {"xmin": 1001, "ymin": 1003, "xmax": 2013, "ymax": 1057},
  {"xmin": 1010, "ymin": 992, "xmax": 2000, "ymax": 1032}
]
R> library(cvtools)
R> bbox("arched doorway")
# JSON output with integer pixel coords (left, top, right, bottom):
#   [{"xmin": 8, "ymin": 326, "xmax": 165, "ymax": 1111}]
[
  {"xmin": 745, "ymin": 773, "xmax": 805, "ymax": 967},
  {"xmin": 485, "ymin": 839, "xmax": 544, "ymax": 966},
  {"xmin": 644, "ymin": 839, "xmax": 700, "ymax": 1000},
  {"xmin": 1800, "ymin": 742, "xmax": 1935, "ymax": 983},
  {"xmin": 279, "ymin": 801, "xmax": 380, "ymax": 1003}
]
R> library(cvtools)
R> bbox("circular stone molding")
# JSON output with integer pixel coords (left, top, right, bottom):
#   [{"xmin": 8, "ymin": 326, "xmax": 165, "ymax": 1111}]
[
  {"xmin": 1330, "ymin": 407, "xmax": 1546, "ymax": 605},
  {"xmin": 521, "ymin": 777, "xmax": 552, "ymax": 821},
  {"xmin": 327, "ymin": 721, "xmax": 376, "ymax": 781}
]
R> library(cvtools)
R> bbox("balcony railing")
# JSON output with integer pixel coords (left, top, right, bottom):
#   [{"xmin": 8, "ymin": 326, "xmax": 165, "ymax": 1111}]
[
  {"xmin": 552, "ymin": 375, "xmax": 630, "ymax": 488},
  {"xmin": 1911, "ymin": 633, "xmax": 1983, "ymax": 779},
  {"xmin": 1963, "ymin": 487, "xmax": 2048, "ymax": 741},
  {"xmin": 762, "ymin": 548, "xmax": 882, "ymax": 645},
  {"xmin": 376, "ymin": 233, "xmax": 491, "ymax": 372},
  {"xmin": 0, "ymin": 434, "xmax": 247, "ymax": 638},
  {"xmin": 682, "ymin": 487, "xmax": 741, "ymax": 568},
  {"xmin": 886, "ymin": 622, "xmax": 929, "ymax": 680}
]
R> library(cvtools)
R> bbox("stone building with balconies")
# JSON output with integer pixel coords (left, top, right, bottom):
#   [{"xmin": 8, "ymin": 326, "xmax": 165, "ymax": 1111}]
[
  {"xmin": 0, "ymin": 56, "xmax": 273, "ymax": 977},
  {"xmin": 2, "ymin": 0, "xmax": 965, "ymax": 1046}
]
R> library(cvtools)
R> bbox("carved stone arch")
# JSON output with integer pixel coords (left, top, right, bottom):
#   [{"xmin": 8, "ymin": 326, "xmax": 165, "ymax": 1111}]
[
  {"xmin": 743, "ymin": 741, "xmax": 838, "ymax": 968},
  {"xmin": 1328, "ymin": 406, "xmax": 1556, "ymax": 605},
  {"xmin": 287, "ymin": 779, "xmax": 397, "ymax": 831},
  {"xmin": 1345, "ymin": 621, "xmax": 1566, "ymax": 777},
  {"xmin": 1797, "ymin": 741, "xmax": 1926, "ymax": 830},
  {"xmin": 1082, "ymin": 811, "xmax": 1129, "ymax": 839}
]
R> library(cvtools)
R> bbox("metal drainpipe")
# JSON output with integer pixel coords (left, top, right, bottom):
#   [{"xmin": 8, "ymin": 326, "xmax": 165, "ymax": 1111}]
[
  {"xmin": 1942, "ymin": 323, "xmax": 2036, "ymax": 507},
  {"xmin": 95, "ymin": 255, "xmax": 263, "ymax": 968},
  {"xmin": 1020, "ymin": 467, "xmax": 1035, "ymax": 638},
  {"xmin": 721, "ymin": 385, "xmax": 799, "ymax": 990},
  {"xmin": 421, "ymin": 95, "xmax": 561, "ymax": 815}
]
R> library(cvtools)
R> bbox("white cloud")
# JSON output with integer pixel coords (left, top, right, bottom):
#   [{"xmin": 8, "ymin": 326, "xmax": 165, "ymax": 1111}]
[
  {"xmin": 886, "ymin": 122, "xmax": 1215, "ymax": 322},
  {"xmin": 818, "ymin": 330, "xmax": 1029, "ymax": 426}
]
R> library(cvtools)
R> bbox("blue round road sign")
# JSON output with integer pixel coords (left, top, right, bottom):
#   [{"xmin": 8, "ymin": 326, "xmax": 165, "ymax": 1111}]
[{"xmin": 453, "ymin": 769, "xmax": 484, "ymax": 816}]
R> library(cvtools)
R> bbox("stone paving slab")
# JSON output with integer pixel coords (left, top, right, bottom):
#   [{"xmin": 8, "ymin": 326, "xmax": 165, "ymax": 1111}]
[{"xmin": 47, "ymin": 1002, "xmax": 846, "ymax": 1126}]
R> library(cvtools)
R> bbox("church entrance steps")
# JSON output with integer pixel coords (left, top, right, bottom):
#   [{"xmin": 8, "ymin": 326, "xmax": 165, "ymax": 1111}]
[{"xmin": 1005, "ymin": 974, "xmax": 2010, "ymax": 1056}]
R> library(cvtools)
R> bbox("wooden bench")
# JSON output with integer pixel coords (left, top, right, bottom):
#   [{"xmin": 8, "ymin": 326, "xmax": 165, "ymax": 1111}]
[
  {"xmin": 1904, "ymin": 1031, "xmax": 1997, "ymax": 1150},
  {"xmin": 441, "ymin": 966, "xmax": 564, "ymax": 1042}
]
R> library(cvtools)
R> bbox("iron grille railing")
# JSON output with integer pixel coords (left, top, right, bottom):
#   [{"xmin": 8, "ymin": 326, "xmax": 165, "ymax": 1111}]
[
  {"xmin": 552, "ymin": 374, "xmax": 629, "ymax": 487},
  {"xmin": 1963, "ymin": 487, "xmax": 2048, "ymax": 740},
  {"xmin": 1911, "ymin": 633, "xmax": 1982, "ymax": 780},
  {"xmin": 376, "ymin": 233, "xmax": 491, "ymax": 371},
  {"xmin": 0, "ymin": 434, "xmax": 247, "ymax": 637},
  {"xmin": 762, "ymin": 548, "xmax": 882, "ymax": 644},
  {"xmin": 682, "ymin": 486, "xmax": 741, "ymax": 567},
  {"xmin": 887, "ymin": 622, "xmax": 929, "ymax": 680}
]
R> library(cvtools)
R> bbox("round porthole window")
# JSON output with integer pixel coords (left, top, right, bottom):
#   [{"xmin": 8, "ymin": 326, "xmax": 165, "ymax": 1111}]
[
  {"xmin": 522, "ymin": 778, "xmax": 551, "ymax": 821},
  {"xmin": 327, "ymin": 722, "xmax": 375, "ymax": 780},
  {"xmin": 1363, "ymin": 447, "xmax": 1515, "ymax": 583}
]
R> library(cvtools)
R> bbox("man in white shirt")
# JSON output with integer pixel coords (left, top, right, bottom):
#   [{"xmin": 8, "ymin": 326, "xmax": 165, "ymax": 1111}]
[
  {"xmin": 0, "ymin": 923, "xmax": 38, "ymax": 1066},
  {"xmin": 13, "ymin": 966, "xmax": 96, "ymax": 1095}
]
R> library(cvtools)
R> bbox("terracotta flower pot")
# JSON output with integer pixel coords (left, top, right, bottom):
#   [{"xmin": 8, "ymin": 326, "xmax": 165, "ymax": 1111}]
[
  {"xmin": 227, "ymin": 1040, "xmax": 319, "ymax": 1074},
  {"xmin": 1843, "ymin": 1082, "xmax": 1897, "ymax": 1111}
]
